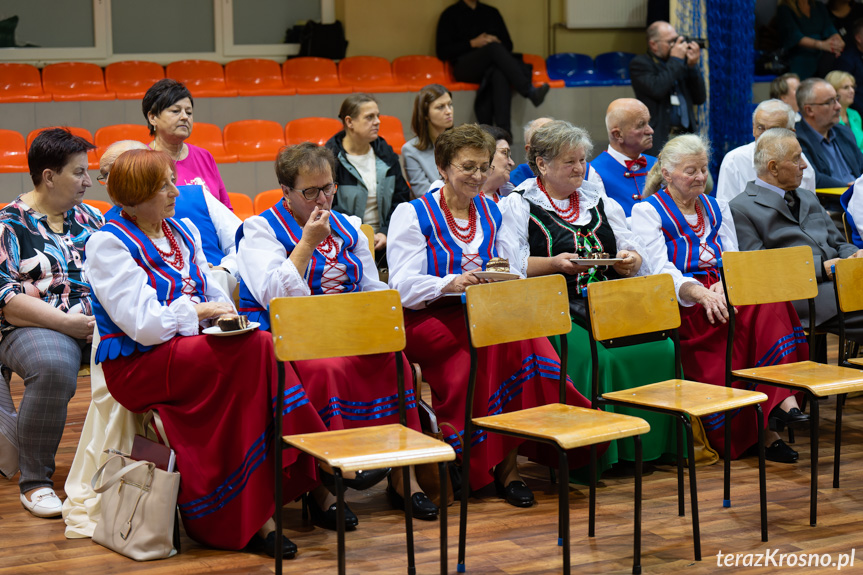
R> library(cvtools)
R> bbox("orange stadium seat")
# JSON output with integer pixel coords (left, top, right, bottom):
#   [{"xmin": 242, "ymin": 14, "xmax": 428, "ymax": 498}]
[
  {"xmin": 0, "ymin": 130, "xmax": 28, "ymax": 173},
  {"xmin": 94, "ymin": 124, "xmax": 152, "ymax": 159},
  {"xmin": 41, "ymin": 62, "xmax": 116, "ymax": 101},
  {"xmin": 223, "ymin": 120, "xmax": 285, "ymax": 162},
  {"xmin": 27, "ymin": 127, "xmax": 99, "ymax": 169},
  {"xmin": 379, "ymin": 115, "xmax": 406, "ymax": 152},
  {"xmin": 227, "ymin": 192, "xmax": 254, "ymax": 220},
  {"xmin": 225, "ymin": 59, "xmax": 295, "ymax": 96},
  {"xmin": 83, "ymin": 199, "xmax": 113, "ymax": 214},
  {"xmin": 0, "ymin": 63, "xmax": 51, "ymax": 103},
  {"xmin": 282, "ymin": 57, "xmax": 350, "ymax": 95},
  {"xmin": 105, "ymin": 61, "xmax": 165, "ymax": 100},
  {"xmin": 166, "ymin": 60, "xmax": 238, "ymax": 98},
  {"xmin": 185, "ymin": 122, "xmax": 238, "ymax": 163},
  {"xmin": 339, "ymin": 56, "xmax": 408, "ymax": 93},
  {"xmin": 521, "ymin": 53, "xmax": 566, "ymax": 88},
  {"xmin": 284, "ymin": 117, "xmax": 343, "ymax": 146},
  {"xmin": 392, "ymin": 56, "xmax": 450, "ymax": 91},
  {"xmin": 442, "ymin": 61, "xmax": 479, "ymax": 91},
  {"xmin": 254, "ymin": 188, "xmax": 283, "ymax": 214}
]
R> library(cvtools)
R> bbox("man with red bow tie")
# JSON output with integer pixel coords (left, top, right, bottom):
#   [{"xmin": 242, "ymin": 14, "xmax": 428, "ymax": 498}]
[{"xmin": 590, "ymin": 98, "xmax": 658, "ymax": 217}]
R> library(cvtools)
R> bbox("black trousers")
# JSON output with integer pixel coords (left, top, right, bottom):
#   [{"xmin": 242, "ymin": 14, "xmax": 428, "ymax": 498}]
[{"xmin": 453, "ymin": 43, "xmax": 532, "ymax": 134}]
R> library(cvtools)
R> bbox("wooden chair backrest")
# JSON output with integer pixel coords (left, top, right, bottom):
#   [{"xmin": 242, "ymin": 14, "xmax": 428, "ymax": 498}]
[
  {"xmin": 843, "ymin": 212, "xmax": 853, "ymax": 245},
  {"xmin": 834, "ymin": 257, "xmax": 863, "ymax": 313},
  {"xmin": 270, "ymin": 290, "xmax": 404, "ymax": 361},
  {"xmin": 464, "ymin": 275, "xmax": 570, "ymax": 348},
  {"xmin": 586, "ymin": 274, "xmax": 680, "ymax": 342},
  {"xmin": 722, "ymin": 246, "xmax": 818, "ymax": 306},
  {"xmin": 360, "ymin": 223, "xmax": 374, "ymax": 253}
]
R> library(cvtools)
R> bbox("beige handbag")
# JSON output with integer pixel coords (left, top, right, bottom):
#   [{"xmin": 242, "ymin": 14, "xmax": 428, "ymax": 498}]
[{"xmin": 91, "ymin": 452, "xmax": 180, "ymax": 560}]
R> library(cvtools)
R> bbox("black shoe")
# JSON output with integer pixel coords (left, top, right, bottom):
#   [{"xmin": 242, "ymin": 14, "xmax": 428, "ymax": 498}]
[
  {"xmin": 385, "ymin": 483, "xmax": 439, "ymax": 520},
  {"xmin": 528, "ymin": 83, "xmax": 550, "ymax": 107},
  {"xmin": 764, "ymin": 439, "xmax": 799, "ymax": 463},
  {"xmin": 494, "ymin": 479, "xmax": 535, "ymax": 508},
  {"xmin": 246, "ymin": 532, "xmax": 298, "ymax": 559},
  {"xmin": 768, "ymin": 406, "xmax": 810, "ymax": 432},
  {"xmin": 320, "ymin": 467, "xmax": 391, "ymax": 492},
  {"xmin": 305, "ymin": 494, "xmax": 359, "ymax": 531}
]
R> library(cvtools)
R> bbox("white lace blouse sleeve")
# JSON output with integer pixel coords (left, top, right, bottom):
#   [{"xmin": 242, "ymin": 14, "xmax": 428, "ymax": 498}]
[
  {"xmin": 182, "ymin": 218, "xmax": 232, "ymax": 305},
  {"xmin": 717, "ymin": 198, "xmax": 739, "ymax": 253},
  {"xmin": 630, "ymin": 201, "xmax": 700, "ymax": 306},
  {"xmin": 603, "ymin": 196, "xmax": 651, "ymax": 276},
  {"xmin": 386, "ymin": 202, "xmax": 457, "ymax": 309},
  {"xmin": 84, "ymin": 231, "xmax": 201, "ymax": 345},
  {"xmin": 203, "ymin": 189, "xmax": 243, "ymax": 277},
  {"xmin": 237, "ymin": 215, "xmax": 310, "ymax": 302},
  {"xmin": 345, "ymin": 214, "xmax": 388, "ymax": 291},
  {"xmin": 498, "ymin": 193, "xmax": 531, "ymax": 276}
]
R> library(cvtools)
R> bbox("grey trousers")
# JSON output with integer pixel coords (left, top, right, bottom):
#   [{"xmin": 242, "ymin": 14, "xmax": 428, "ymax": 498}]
[{"xmin": 0, "ymin": 327, "xmax": 87, "ymax": 494}]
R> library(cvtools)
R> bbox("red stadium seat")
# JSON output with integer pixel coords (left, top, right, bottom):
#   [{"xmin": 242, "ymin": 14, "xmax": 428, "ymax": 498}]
[
  {"xmin": 185, "ymin": 122, "xmax": 238, "ymax": 163},
  {"xmin": 0, "ymin": 130, "xmax": 28, "ymax": 173},
  {"xmin": 339, "ymin": 56, "xmax": 408, "ymax": 93},
  {"xmin": 521, "ymin": 54, "xmax": 566, "ymax": 88},
  {"xmin": 225, "ymin": 59, "xmax": 295, "ymax": 96},
  {"xmin": 254, "ymin": 189, "xmax": 283, "ymax": 214},
  {"xmin": 27, "ymin": 127, "xmax": 99, "ymax": 169},
  {"xmin": 223, "ymin": 120, "xmax": 285, "ymax": 162},
  {"xmin": 94, "ymin": 124, "xmax": 152, "ymax": 159},
  {"xmin": 42, "ymin": 62, "xmax": 116, "ymax": 101},
  {"xmin": 227, "ymin": 193, "xmax": 254, "ymax": 220},
  {"xmin": 166, "ymin": 60, "xmax": 238, "ymax": 98},
  {"xmin": 392, "ymin": 56, "xmax": 450, "ymax": 91},
  {"xmin": 282, "ymin": 57, "xmax": 351, "ymax": 95},
  {"xmin": 83, "ymin": 199, "xmax": 113, "ymax": 214},
  {"xmin": 442, "ymin": 61, "xmax": 479, "ymax": 91},
  {"xmin": 284, "ymin": 117, "xmax": 343, "ymax": 146},
  {"xmin": 105, "ymin": 61, "xmax": 165, "ymax": 100},
  {"xmin": 379, "ymin": 115, "xmax": 406, "ymax": 153},
  {"xmin": 0, "ymin": 64, "xmax": 51, "ymax": 103}
]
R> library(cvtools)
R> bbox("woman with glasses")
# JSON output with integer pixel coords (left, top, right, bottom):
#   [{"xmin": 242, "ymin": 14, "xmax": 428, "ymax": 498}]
[
  {"xmin": 236, "ymin": 143, "xmax": 436, "ymax": 528},
  {"xmin": 387, "ymin": 124, "xmax": 595, "ymax": 507},
  {"xmin": 500, "ymin": 120, "xmax": 678, "ymax": 476},
  {"xmin": 479, "ymin": 124, "xmax": 515, "ymax": 202}
]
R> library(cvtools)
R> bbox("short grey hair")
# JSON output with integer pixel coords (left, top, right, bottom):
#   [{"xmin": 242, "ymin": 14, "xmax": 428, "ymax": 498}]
[
  {"xmin": 754, "ymin": 128, "xmax": 797, "ymax": 175},
  {"xmin": 796, "ymin": 77, "xmax": 828, "ymax": 111},
  {"xmin": 752, "ymin": 99, "xmax": 795, "ymax": 130},
  {"xmin": 100, "ymin": 140, "xmax": 149, "ymax": 173},
  {"xmin": 522, "ymin": 117, "xmax": 554, "ymax": 146},
  {"xmin": 643, "ymin": 134, "xmax": 712, "ymax": 196},
  {"xmin": 528, "ymin": 120, "xmax": 593, "ymax": 176}
]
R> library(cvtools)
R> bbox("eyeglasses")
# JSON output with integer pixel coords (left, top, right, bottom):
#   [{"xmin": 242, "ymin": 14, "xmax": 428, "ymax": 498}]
[
  {"xmin": 496, "ymin": 147, "xmax": 512, "ymax": 159},
  {"xmin": 450, "ymin": 163, "xmax": 494, "ymax": 176},
  {"xmin": 96, "ymin": 173, "xmax": 107, "ymax": 186},
  {"xmin": 807, "ymin": 96, "xmax": 841, "ymax": 107},
  {"xmin": 285, "ymin": 182, "xmax": 337, "ymax": 201}
]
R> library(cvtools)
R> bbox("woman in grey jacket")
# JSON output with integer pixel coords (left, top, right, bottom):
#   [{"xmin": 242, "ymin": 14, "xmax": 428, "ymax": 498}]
[{"xmin": 402, "ymin": 84, "xmax": 454, "ymax": 198}]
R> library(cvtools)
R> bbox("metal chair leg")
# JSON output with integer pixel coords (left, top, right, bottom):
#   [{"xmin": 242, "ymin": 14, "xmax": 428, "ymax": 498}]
[
  {"xmin": 633, "ymin": 435, "xmax": 643, "ymax": 575},
  {"xmin": 723, "ymin": 410, "xmax": 731, "ymax": 508},
  {"xmin": 755, "ymin": 405, "xmax": 768, "ymax": 542},
  {"xmin": 809, "ymin": 394, "xmax": 820, "ymax": 527},
  {"xmin": 684, "ymin": 419, "xmax": 701, "ymax": 561},
  {"xmin": 559, "ymin": 448, "xmax": 570, "ymax": 575},
  {"xmin": 457, "ymin": 433, "xmax": 473, "ymax": 573},
  {"xmin": 439, "ymin": 462, "xmax": 448, "ymax": 575},
  {"xmin": 403, "ymin": 466, "xmax": 416, "ymax": 575},
  {"xmin": 676, "ymin": 417, "xmax": 685, "ymax": 517},
  {"xmin": 834, "ymin": 394, "xmax": 845, "ymax": 489},
  {"xmin": 275, "ymin": 362, "xmax": 285, "ymax": 575},
  {"xmin": 588, "ymin": 444, "xmax": 596, "ymax": 537},
  {"xmin": 336, "ymin": 470, "xmax": 346, "ymax": 575}
]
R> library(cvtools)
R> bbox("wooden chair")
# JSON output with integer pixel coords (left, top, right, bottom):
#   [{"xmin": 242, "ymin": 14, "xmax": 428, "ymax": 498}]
[
  {"xmin": 721, "ymin": 245, "xmax": 863, "ymax": 527},
  {"xmin": 834, "ymin": 256, "xmax": 863, "ymax": 371},
  {"xmin": 587, "ymin": 274, "xmax": 769, "ymax": 562},
  {"xmin": 458, "ymin": 275, "xmax": 650, "ymax": 575},
  {"xmin": 360, "ymin": 223, "xmax": 374, "ymax": 253},
  {"xmin": 271, "ymin": 290, "xmax": 454, "ymax": 575}
]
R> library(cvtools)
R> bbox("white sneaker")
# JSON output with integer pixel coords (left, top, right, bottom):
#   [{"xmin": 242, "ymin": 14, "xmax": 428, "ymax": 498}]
[{"xmin": 20, "ymin": 488, "xmax": 62, "ymax": 518}]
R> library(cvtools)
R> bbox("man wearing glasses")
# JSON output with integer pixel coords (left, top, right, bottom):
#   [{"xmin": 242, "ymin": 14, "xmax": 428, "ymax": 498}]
[
  {"xmin": 795, "ymin": 78, "xmax": 863, "ymax": 189},
  {"xmin": 629, "ymin": 20, "xmax": 706, "ymax": 155}
]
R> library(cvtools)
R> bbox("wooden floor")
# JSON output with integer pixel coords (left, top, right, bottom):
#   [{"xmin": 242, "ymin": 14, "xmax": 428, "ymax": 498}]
[{"xmin": 2, "ymin": 347, "xmax": 863, "ymax": 574}]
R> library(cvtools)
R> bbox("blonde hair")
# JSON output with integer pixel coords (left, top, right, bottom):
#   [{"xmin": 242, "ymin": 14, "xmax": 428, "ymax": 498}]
[{"xmin": 826, "ymin": 70, "xmax": 856, "ymax": 94}]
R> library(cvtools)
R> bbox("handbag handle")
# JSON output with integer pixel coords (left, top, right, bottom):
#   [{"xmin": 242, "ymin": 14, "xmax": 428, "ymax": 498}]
[
  {"xmin": 91, "ymin": 454, "xmax": 155, "ymax": 494},
  {"xmin": 141, "ymin": 410, "xmax": 171, "ymax": 450}
]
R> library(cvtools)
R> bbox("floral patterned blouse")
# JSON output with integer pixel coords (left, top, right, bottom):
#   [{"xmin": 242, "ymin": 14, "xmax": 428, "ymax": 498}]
[{"xmin": 0, "ymin": 197, "xmax": 104, "ymax": 341}]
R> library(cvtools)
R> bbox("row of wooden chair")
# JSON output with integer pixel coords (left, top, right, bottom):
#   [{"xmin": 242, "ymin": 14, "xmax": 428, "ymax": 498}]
[
  {"xmin": 267, "ymin": 246, "xmax": 863, "ymax": 574},
  {"xmin": 0, "ymin": 55, "xmax": 559, "ymax": 104},
  {"xmin": 0, "ymin": 116, "xmax": 406, "ymax": 174}
]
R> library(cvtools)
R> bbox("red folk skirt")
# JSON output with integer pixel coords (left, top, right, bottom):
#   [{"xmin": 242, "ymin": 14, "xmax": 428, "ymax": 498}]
[
  {"xmin": 291, "ymin": 352, "xmax": 421, "ymax": 431},
  {"xmin": 681, "ymin": 276, "xmax": 809, "ymax": 459},
  {"xmin": 404, "ymin": 305, "xmax": 596, "ymax": 490},
  {"xmin": 102, "ymin": 330, "xmax": 325, "ymax": 550}
]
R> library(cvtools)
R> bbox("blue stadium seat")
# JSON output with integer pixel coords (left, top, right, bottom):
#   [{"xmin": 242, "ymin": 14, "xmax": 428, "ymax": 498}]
[
  {"xmin": 546, "ymin": 53, "xmax": 596, "ymax": 87},
  {"xmin": 594, "ymin": 52, "xmax": 637, "ymax": 86}
]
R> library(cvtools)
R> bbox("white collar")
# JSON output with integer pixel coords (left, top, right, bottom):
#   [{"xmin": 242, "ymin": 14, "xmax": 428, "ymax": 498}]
[
  {"xmin": 520, "ymin": 176, "xmax": 603, "ymax": 212},
  {"xmin": 754, "ymin": 177, "xmax": 789, "ymax": 200},
  {"xmin": 606, "ymin": 146, "xmax": 642, "ymax": 168}
]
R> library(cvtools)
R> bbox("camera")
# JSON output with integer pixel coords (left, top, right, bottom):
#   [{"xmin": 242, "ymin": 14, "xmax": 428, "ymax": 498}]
[{"xmin": 682, "ymin": 37, "xmax": 707, "ymax": 49}]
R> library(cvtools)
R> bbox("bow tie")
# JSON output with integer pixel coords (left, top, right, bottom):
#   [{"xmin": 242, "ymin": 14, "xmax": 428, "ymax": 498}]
[{"xmin": 625, "ymin": 156, "xmax": 647, "ymax": 171}]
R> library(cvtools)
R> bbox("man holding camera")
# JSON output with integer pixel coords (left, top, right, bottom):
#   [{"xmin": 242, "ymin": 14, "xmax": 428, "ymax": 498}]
[{"xmin": 630, "ymin": 20, "xmax": 706, "ymax": 155}]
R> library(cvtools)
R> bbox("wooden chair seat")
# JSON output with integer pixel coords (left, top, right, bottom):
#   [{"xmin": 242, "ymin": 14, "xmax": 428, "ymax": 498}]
[
  {"xmin": 602, "ymin": 380, "xmax": 768, "ymax": 417},
  {"xmin": 472, "ymin": 404, "xmax": 649, "ymax": 450},
  {"xmin": 848, "ymin": 357, "xmax": 863, "ymax": 367},
  {"xmin": 732, "ymin": 361, "xmax": 863, "ymax": 396},
  {"xmin": 283, "ymin": 424, "xmax": 455, "ymax": 472}
]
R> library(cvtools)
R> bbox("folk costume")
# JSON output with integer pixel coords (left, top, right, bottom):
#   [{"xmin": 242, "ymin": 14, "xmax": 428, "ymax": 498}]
[
  {"xmin": 236, "ymin": 198, "xmax": 419, "ymax": 433},
  {"xmin": 632, "ymin": 190, "xmax": 808, "ymax": 458},
  {"xmin": 590, "ymin": 148, "xmax": 658, "ymax": 218},
  {"xmin": 86, "ymin": 216, "xmax": 322, "ymax": 550},
  {"xmin": 387, "ymin": 187, "xmax": 594, "ymax": 490},
  {"xmin": 501, "ymin": 177, "xmax": 677, "ymax": 473}
]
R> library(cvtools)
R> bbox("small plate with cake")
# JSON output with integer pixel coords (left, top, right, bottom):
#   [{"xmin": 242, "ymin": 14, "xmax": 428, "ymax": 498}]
[
  {"xmin": 473, "ymin": 257, "xmax": 520, "ymax": 281},
  {"xmin": 570, "ymin": 252, "xmax": 622, "ymax": 267},
  {"xmin": 203, "ymin": 315, "xmax": 260, "ymax": 336}
]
